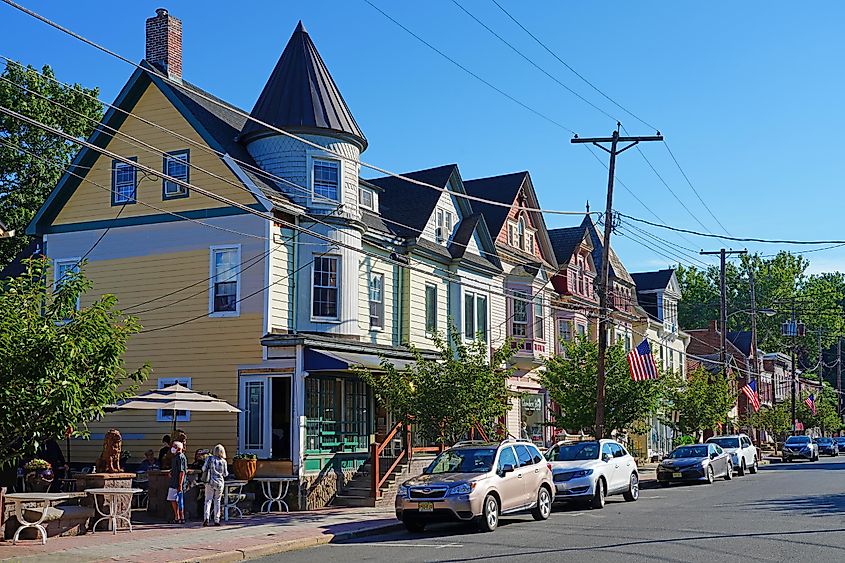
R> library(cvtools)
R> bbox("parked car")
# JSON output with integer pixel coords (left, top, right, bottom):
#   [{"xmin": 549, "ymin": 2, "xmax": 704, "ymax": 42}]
[
  {"xmin": 706, "ymin": 434, "xmax": 759, "ymax": 476},
  {"xmin": 782, "ymin": 435, "xmax": 818, "ymax": 462},
  {"xmin": 814, "ymin": 437, "xmax": 839, "ymax": 457},
  {"xmin": 545, "ymin": 440, "xmax": 639, "ymax": 509},
  {"xmin": 657, "ymin": 443, "xmax": 732, "ymax": 485},
  {"xmin": 395, "ymin": 439, "xmax": 554, "ymax": 533},
  {"xmin": 834, "ymin": 436, "xmax": 845, "ymax": 452}
]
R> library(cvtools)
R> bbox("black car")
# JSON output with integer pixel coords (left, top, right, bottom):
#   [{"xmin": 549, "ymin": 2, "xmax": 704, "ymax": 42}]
[
  {"xmin": 657, "ymin": 444, "xmax": 732, "ymax": 485},
  {"xmin": 814, "ymin": 437, "xmax": 839, "ymax": 457},
  {"xmin": 835, "ymin": 437, "xmax": 845, "ymax": 453}
]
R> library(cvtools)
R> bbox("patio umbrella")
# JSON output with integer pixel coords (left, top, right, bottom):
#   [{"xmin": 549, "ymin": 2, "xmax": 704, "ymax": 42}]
[{"xmin": 112, "ymin": 384, "xmax": 240, "ymax": 434}]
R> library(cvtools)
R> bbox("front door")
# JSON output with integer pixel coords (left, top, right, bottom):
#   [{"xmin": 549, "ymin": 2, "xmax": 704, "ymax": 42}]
[{"xmin": 239, "ymin": 374, "xmax": 293, "ymax": 460}]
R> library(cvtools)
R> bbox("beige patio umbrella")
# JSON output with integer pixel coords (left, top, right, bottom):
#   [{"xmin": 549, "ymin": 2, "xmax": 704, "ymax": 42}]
[{"xmin": 113, "ymin": 384, "xmax": 240, "ymax": 434}]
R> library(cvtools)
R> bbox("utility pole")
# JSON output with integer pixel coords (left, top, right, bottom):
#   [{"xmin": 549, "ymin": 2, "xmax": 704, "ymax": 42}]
[
  {"xmin": 790, "ymin": 298, "xmax": 797, "ymax": 434},
  {"xmin": 571, "ymin": 125, "xmax": 662, "ymax": 439},
  {"xmin": 837, "ymin": 338, "xmax": 842, "ymax": 419},
  {"xmin": 700, "ymin": 249, "xmax": 747, "ymax": 373}
]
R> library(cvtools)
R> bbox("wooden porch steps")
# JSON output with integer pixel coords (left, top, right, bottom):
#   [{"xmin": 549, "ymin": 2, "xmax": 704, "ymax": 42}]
[{"xmin": 333, "ymin": 455, "xmax": 434, "ymax": 509}]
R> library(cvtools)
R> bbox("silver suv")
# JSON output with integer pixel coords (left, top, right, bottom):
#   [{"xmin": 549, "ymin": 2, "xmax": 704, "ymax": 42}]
[{"xmin": 395, "ymin": 439, "xmax": 554, "ymax": 532}]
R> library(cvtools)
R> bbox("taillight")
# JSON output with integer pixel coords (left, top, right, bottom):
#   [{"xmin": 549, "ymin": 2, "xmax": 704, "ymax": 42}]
[{"xmin": 547, "ymin": 463, "xmax": 552, "ymax": 472}]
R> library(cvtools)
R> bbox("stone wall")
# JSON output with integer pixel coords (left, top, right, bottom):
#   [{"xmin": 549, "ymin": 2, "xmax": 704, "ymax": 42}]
[{"xmin": 300, "ymin": 467, "xmax": 358, "ymax": 510}]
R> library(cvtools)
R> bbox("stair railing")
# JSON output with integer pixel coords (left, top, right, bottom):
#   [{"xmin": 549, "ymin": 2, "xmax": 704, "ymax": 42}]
[{"xmin": 371, "ymin": 420, "xmax": 409, "ymax": 500}]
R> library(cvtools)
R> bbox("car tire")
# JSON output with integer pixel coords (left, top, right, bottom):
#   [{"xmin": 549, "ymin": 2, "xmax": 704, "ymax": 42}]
[
  {"xmin": 531, "ymin": 487, "xmax": 552, "ymax": 521},
  {"xmin": 783, "ymin": 457, "xmax": 791, "ymax": 463},
  {"xmin": 623, "ymin": 473, "xmax": 639, "ymax": 502},
  {"xmin": 724, "ymin": 462, "xmax": 733, "ymax": 480},
  {"xmin": 705, "ymin": 465, "xmax": 715, "ymax": 484},
  {"xmin": 403, "ymin": 518, "xmax": 426, "ymax": 533},
  {"xmin": 738, "ymin": 459, "xmax": 746, "ymax": 476},
  {"xmin": 590, "ymin": 478, "xmax": 606, "ymax": 509},
  {"xmin": 749, "ymin": 457, "xmax": 758, "ymax": 474},
  {"xmin": 477, "ymin": 494, "xmax": 499, "ymax": 532}
]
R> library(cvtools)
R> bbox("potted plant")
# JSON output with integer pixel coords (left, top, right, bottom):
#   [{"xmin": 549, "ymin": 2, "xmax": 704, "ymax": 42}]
[
  {"xmin": 232, "ymin": 453, "xmax": 257, "ymax": 481},
  {"xmin": 24, "ymin": 459, "xmax": 54, "ymax": 492}
]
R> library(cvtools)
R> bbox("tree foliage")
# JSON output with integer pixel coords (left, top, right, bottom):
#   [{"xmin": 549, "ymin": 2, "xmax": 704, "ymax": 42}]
[
  {"xmin": 665, "ymin": 366, "xmax": 735, "ymax": 437},
  {"xmin": 743, "ymin": 402, "xmax": 792, "ymax": 441},
  {"xmin": 0, "ymin": 62, "xmax": 103, "ymax": 269},
  {"xmin": 357, "ymin": 330, "xmax": 516, "ymax": 445},
  {"xmin": 541, "ymin": 336, "xmax": 666, "ymax": 438},
  {"xmin": 0, "ymin": 258, "xmax": 149, "ymax": 467},
  {"xmin": 797, "ymin": 384, "xmax": 842, "ymax": 434}
]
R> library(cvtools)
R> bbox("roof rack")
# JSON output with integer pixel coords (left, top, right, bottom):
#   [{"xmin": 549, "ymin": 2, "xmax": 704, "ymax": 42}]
[
  {"xmin": 451, "ymin": 440, "xmax": 491, "ymax": 448},
  {"xmin": 500, "ymin": 437, "xmax": 532, "ymax": 445}
]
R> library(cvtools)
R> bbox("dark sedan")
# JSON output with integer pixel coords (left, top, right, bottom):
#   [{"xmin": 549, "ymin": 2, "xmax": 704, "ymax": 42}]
[
  {"xmin": 835, "ymin": 437, "xmax": 845, "ymax": 453},
  {"xmin": 657, "ymin": 444, "xmax": 732, "ymax": 485},
  {"xmin": 814, "ymin": 437, "xmax": 839, "ymax": 457}
]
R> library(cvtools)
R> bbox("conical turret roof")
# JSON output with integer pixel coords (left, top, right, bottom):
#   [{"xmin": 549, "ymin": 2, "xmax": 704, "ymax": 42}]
[{"xmin": 240, "ymin": 22, "xmax": 366, "ymax": 149}]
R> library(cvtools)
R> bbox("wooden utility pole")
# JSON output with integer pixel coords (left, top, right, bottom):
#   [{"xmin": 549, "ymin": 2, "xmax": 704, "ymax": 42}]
[
  {"xmin": 838, "ymin": 338, "xmax": 842, "ymax": 419},
  {"xmin": 700, "ymin": 249, "xmax": 746, "ymax": 373},
  {"xmin": 571, "ymin": 125, "xmax": 662, "ymax": 439}
]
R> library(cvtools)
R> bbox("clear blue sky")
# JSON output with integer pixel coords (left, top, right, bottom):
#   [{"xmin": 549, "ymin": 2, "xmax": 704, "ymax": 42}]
[{"xmin": 2, "ymin": 1, "xmax": 842, "ymax": 274}]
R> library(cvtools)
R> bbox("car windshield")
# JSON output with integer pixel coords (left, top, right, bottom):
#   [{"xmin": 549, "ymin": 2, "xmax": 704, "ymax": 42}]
[
  {"xmin": 427, "ymin": 448, "xmax": 496, "ymax": 474},
  {"xmin": 707, "ymin": 437, "xmax": 739, "ymax": 448},
  {"xmin": 550, "ymin": 442, "xmax": 600, "ymax": 461},
  {"xmin": 668, "ymin": 445, "xmax": 709, "ymax": 459},
  {"xmin": 816, "ymin": 438, "xmax": 832, "ymax": 444},
  {"xmin": 786, "ymin": 436, "xmax": 811, "ymax": 445},
  {"xmin": 836, "ymin": 437, "xmax": 845, "ymax": 443}
]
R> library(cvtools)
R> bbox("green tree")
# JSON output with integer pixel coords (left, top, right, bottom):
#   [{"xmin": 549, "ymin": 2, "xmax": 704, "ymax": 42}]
[
  {"xmin": 541, "ymin": 336, "xmax": 665, "ymax": 438},
  {"xmin": 666, "ymin": 366, "xmax": 735, "ymax": 438},
  {"xmin": 0, "ymin": 62, "xmax": 103, "ymax": 269},
  {"xmin": 797, "ymin": 385, "xmax": 842, "ymax": 435},
  {"xmin": 357, "ymin": 330, "xmax": 516, "ymax": 446},
  {"xmin": 743, "ymin": 402, "xmax": 792, "ymax": 446},
  {"xmin": 0, "ymin": 258, "xmax": 149, "ymax": 467}
]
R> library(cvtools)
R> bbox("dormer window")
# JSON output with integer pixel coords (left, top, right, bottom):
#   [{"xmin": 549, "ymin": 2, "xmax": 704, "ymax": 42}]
[
  {"xmin": 312, "ymin": 158, "xmax": 340, "ymax": 201},
  {"xmin": 435, "ymin": 208, "xmax": 454, "ymax": 244},
  {"xmin": 359, "ymin": 186, "xmax": 375, "ymax": 211}
]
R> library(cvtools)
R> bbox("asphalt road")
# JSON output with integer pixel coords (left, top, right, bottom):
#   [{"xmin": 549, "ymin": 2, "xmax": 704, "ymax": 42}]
[{"xmin": 259, "ymin": 456, "xmax": 845, "ymax": 562}]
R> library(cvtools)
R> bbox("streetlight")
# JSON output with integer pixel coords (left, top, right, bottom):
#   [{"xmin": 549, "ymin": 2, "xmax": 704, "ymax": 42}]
[{"xmin": 727, "ymin": 307, "xmax": 777, "ymax": 319}]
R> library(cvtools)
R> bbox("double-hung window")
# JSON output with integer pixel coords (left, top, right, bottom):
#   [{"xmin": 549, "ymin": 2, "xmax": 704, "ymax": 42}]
[
  {"xmin": 163, "ymin": 149, "xmax": 189, "ymax": 199},
  {"xmin": 54, "ymin": 258, "xmax": 81, "ymax": 311},
  {"xmin": 210, "ymin": 246, "xmax": 240, "ymax": 315},
  {"xmin": 476, "ymin": 295, "xmax": 488, "ymax": 343},
  {"xmin": 534, "ymin": 298, "xmax": 544, "ymax": 340},
  {"xmin": 313, "ymin": 159, "xmax": 340, "ymax": 201},
  {"xmin": 435, "ymin": 208, "xmax": 453, "ymax": 244},
  {"xmin": 558, "ymin": 319, "xmax": 571, "ymax": 342},
  {"xmin": 464, "ymin": 292, "xmax": 476, "ymax": 339},
  {"xmin": 312, "ymin": 256, "xmax": 339, "ymax": 319},
  {"xmin": 359, "ymin": 186, "xmax": 375, "ymax": 210},
  {"xmin": 464, "ymin": 292, "xmax": 488, "ymax": 341},
  {"xmin": 512, "ymin": 290, "xmax": 528, "ymax": 338},
  {"xmin": 112, "ymin": 158, "xmax": 137, "ymax": 204},
  {"xmin": 425, "ymin": 284, "xmax": 437, "ymax": 333},
  {"xmin": 368, "ymin": 272, "xmax": 384, "ymax": 329}
]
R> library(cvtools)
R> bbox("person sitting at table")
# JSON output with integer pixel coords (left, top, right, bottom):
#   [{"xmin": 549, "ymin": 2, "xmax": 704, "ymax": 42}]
[
  {"xmin": 191, "ymin": 448, "xmax": 210, "ymax": 470},
  {"xmin": 38, "ymin": 438, "xmax": 67, "ymax": 492},
  {"xmin": 137, "ymin": 449, "xmax": 159, "ymax": 473},
  {"xmin": 157, "ymin": 434, "xmax": 171, "ymax": 468},
  {"xmin": 202, "ymin": 444, "xmax": 229, "ymax": 526}
]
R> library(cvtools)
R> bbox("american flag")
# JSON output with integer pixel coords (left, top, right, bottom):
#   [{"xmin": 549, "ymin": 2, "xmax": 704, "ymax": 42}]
[
  {"xmin": 741, "ymin": 380, "xmax": 760, "ymax": 412},
  {"xmin": 804, "ymin": 394, "xmax": 817, "ymax": 415},
  {"xmin": 628, "ymin": 339, "xmax": 659, "ymax": 381}
]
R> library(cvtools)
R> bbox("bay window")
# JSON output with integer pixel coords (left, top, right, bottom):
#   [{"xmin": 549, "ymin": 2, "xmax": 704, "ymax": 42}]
[
  {"xmin": 511, "ymin": 290, "xmax": 528, "ymax": 338},
  {"xmin": 313, "ymin": 158, "xmax": 340, "ymax": 201}
]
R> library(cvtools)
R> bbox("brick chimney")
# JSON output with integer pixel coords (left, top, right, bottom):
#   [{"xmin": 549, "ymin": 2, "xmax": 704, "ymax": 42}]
[{"xmin": 145, "ymin": 8, "xmax": 182, "ymax": 80}]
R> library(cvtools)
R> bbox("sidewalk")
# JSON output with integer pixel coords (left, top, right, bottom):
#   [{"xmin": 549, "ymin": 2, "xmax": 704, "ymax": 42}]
[{"xmin": 0, "ymin": 508, "xmax": 401, "ymax": 563}]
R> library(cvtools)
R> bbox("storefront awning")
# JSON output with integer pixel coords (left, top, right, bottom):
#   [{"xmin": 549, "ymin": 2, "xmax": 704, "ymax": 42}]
[{"xmin": 304, "ymin": 348, "xmax": 415, "ymax": 373}]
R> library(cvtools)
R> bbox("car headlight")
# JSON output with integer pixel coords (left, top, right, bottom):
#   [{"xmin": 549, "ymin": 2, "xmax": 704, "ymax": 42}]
[
  {"xmin": 398, "ymin": 485, "xmax": 410, "ymax": 498},
  {"xmin": 447, "ymin": 482, "xmax": 476, "ymax": 496},
  {"xmin": 573, "ymin": 469, "xmax": 593, "ymax": 478}
]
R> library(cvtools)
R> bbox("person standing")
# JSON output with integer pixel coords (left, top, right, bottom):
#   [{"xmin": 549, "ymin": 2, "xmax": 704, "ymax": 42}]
[
  {"xmin": 167, "ymin": 441, "xmax": 187, "ymax": 524},
  {"xmin": 157, "ymin": 434, "xmax": 171, "ymax": 468},
  {"xmin": 202, "ymin": 444, "xmax": 229, "ymax": 526}
]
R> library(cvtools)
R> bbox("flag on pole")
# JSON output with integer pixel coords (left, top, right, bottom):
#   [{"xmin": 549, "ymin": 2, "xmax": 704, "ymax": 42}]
[
  {"xmin": 627, "ymin": 339, "xmax": 659, "ymax": 381},
  {"xmin": 804, "ymin": 394, "xmax": 817, "ymax": 415},
  {"xmin": 741, "ymin": 380, "xmax": 760, "ymax": 412}
]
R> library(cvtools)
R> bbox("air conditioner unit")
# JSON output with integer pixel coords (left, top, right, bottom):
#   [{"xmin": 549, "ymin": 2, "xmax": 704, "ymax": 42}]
[{"xmin": 435, "ymin": 226, "xmax": 445, "ymax": 243}]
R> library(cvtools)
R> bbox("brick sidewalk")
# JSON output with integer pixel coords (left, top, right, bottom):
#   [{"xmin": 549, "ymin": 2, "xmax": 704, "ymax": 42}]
[{"xmin": 0, "ymin": 508, "xmax": 400, "ymax": 563}]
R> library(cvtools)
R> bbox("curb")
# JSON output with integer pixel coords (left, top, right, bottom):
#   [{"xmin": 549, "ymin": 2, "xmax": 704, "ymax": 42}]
[{"xmin": 172, "ymin": 520, "xmax": 404, "ymax": 563}]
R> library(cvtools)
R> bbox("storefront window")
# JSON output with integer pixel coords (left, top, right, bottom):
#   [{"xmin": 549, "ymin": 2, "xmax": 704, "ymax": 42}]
[
  {"xmin": 520, "ymin": 394, "xmax": 545, "ymax": 446},
  {"xmin": 305, "ymin": 376, "xmax": 371, "ymax": 454}
]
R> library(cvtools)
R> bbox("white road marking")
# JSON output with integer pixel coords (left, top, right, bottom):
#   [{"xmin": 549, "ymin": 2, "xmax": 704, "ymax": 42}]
[{"xmin": 342, "ymin": 542, "xmax": 464, "ymax": 549}]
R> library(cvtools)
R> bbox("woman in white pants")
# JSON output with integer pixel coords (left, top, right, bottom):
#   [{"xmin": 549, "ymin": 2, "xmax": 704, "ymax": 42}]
[{"xmin": 203, "ymin": 444, "xmax": 229, "ymax": 526}]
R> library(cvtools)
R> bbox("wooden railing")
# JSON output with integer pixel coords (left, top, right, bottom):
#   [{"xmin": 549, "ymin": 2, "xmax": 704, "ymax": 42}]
[{"xmin": 371, "ymin": 421, "xmax": 411, "ymax": 500}]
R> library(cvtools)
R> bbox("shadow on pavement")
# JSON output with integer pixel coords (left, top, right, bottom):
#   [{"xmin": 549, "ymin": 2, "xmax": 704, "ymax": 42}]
[
  {"xmin": 742, "ymin": 492, "xmax": 845, "ymax": 518},
  {"xmin": 762, "ymin": 460, "xmax": 845, "ymax": 472}
]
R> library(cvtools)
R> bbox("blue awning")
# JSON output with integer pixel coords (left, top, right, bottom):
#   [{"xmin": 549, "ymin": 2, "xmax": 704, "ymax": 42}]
[{"xmin": 304, "ymin": 348, "xmax": 414, "ymax": 372}]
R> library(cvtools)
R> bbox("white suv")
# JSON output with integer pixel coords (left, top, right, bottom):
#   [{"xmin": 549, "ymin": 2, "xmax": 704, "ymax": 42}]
[
  {"xmin": 545, "ymin": 439, "xmax": 639, "ymax": 509},
  {"xmin": 706, "ymin": 434, "xmax": 758, "ymax": 476}
]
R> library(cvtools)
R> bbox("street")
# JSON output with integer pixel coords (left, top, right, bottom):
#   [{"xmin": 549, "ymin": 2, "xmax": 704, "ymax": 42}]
[{"xmin": 260, "ymin": 457, "xmax": 845, "ymax": 562}]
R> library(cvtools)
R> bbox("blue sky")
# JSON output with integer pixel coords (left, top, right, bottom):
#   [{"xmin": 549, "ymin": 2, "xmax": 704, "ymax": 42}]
[{"xmin": 2, "ymin": 1, "xmax": 842, "ymax": 274}]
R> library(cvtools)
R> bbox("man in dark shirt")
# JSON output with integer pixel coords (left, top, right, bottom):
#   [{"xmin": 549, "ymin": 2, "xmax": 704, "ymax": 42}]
[
  {"xmin": 167, "ymin": 440, "xmax": 187, "ymax": 524},
  {"xmin": 157, "ymin": 434, "xmax": 171, "ymax": 468}
]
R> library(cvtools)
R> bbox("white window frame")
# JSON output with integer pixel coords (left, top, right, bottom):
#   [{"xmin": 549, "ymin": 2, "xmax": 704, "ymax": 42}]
[
  {"xmin": 558, "ymin": 318, "xmax": 571, "ymax": 342},
  {"xmin": 476, "ymin": 294, "xmax": 488, "ymax": 343},
  {"xmin": 425, "ymin": 283, "xmax": 438, "ymax": 334},
  {"xmin": 307, "ymin": 152, "xmax": 343, "ymax": 204},
  {"xmin": 54, "ymin": 257, "xmax": 81, "ymax": 310},
  {"xmin": 157, "ymin": 377, "xmax": 192, "ymax": 422},
  {"xmin": 511, "ymin": 289, "xmax": 530, "ymax": 338},
  {"xmin": 163, "ymin": 150, "xmax": 190, "ymax": 199},
  {"xmin": 208, "ymin": 245, "xmax": 241, "ymax": 317},
  {"xmin": 359, "ymin": 186, "xmax": 375, "ymax": 211},
  {"xmin": 464, "ymin": 291, "xmax": 476, "ymax": 340},
  {"xmin": 368, "ymin": 271, "xmax": 384, "ymax": 330},
  {"xmin": 112, "ymin": 159, "xmax": 137, "ymax": 205},
  {"xmin": 435, "ymin": 208, "xmax": 454, "ymax": 244},
  {"xmin": 311, "ymin": 254, "xmax": 341, "ymax": 322}
]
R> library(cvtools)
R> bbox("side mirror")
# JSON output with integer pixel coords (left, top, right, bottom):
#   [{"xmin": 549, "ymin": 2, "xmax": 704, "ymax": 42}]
[
  {"xmin": 500, "ymin": 463, "xmax": 514, "ymax": 475},
  {"xmin": 602, "ymin": 453, "xmax": 612, "ymax": 463}
]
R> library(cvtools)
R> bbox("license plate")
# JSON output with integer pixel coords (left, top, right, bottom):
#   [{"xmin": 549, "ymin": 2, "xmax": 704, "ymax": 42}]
[
  {"xmin": 672, "ymin": 472, "xmax": 682, "ymax": 478},
  {"xmin": 418, "ymin": 502, "xmax": 434, "ymax": 512}
]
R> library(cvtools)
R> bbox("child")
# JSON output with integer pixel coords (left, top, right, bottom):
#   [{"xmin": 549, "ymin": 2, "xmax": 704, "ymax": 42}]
[
  {"xmin": 202, "ymin": 444, "xmax": 229, "ymax": 526},
  {"xmin": 167, "ymin": 440, "xmax": 187, "ymax": 524}
]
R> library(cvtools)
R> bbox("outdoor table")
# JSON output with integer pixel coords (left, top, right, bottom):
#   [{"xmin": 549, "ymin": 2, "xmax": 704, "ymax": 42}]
[
  {"xmin": 221, "ymin": 480, "xmax": 248, "ymax": 521},
  {"xmin": 4, "ymin": 492, "xmax": 86, "ymax": 545},
  {"xmin": 254, "ymin": 476, "xmax": 297, "ymax": 513},
  {"xmin": 85, "ymin": 487, "xmax": 143, "ymax": 534}
]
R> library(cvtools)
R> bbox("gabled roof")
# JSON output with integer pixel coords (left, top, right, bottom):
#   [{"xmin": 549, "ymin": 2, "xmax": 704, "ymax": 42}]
[
  {"xmin": 548, "ymin": 225, "xmax": 586, "ymax": 265},
  {"xmin": 631, "ymin": 269, "xmax": 675, "ymax": 292},
  {"xmin": 582, "ymin": 215, "xmax": 634, "ymax": 285},
  {"xmin": 239, "ymin": 22, "xmax": 366, "ymax": 150},
  {"xmin": 462, "ymin": 171, "xmax": 527, "ymax": 237}
]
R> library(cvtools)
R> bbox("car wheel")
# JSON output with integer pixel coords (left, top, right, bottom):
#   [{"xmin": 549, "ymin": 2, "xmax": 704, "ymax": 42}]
[
  {"xmin": 591, "ymin": 478, "xmax": 606, "ymax": 509},
  {"xmin": 403, "ymin": 518, "xmax": 426, "ymax": 533},
  {"xmin": 738, "ymin": 459, "xmax": 746, "ymax": 476},
  {"xmin": 623, "ymin": 473, "xmax": 639, "ymax": 502},
  {"xmin": 478, "ymin": 494, "xmax": 499, "ymax": 532},
  {"xmin": 724, "ymin": 462, "xmax": 733, "ymax": 480},
  {"xmin": 749, "ymin": 457, "xmax": 758, "ymax": 474},
  {"xmin": 531, "ymin": 487, "xmax": 552, "ymax": 521},
  {"xmin": 705, "ymin": 465, "xmax": 715, "ymax": 484},
  {"xmin": 783, "ymin": 457, "xmax": 791, "ymax": 463}
]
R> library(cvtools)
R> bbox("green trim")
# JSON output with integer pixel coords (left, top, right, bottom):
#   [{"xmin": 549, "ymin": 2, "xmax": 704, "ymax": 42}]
[{"xmin": 42, "ymin": 203, "xmax": 266, "ymax": 234}]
